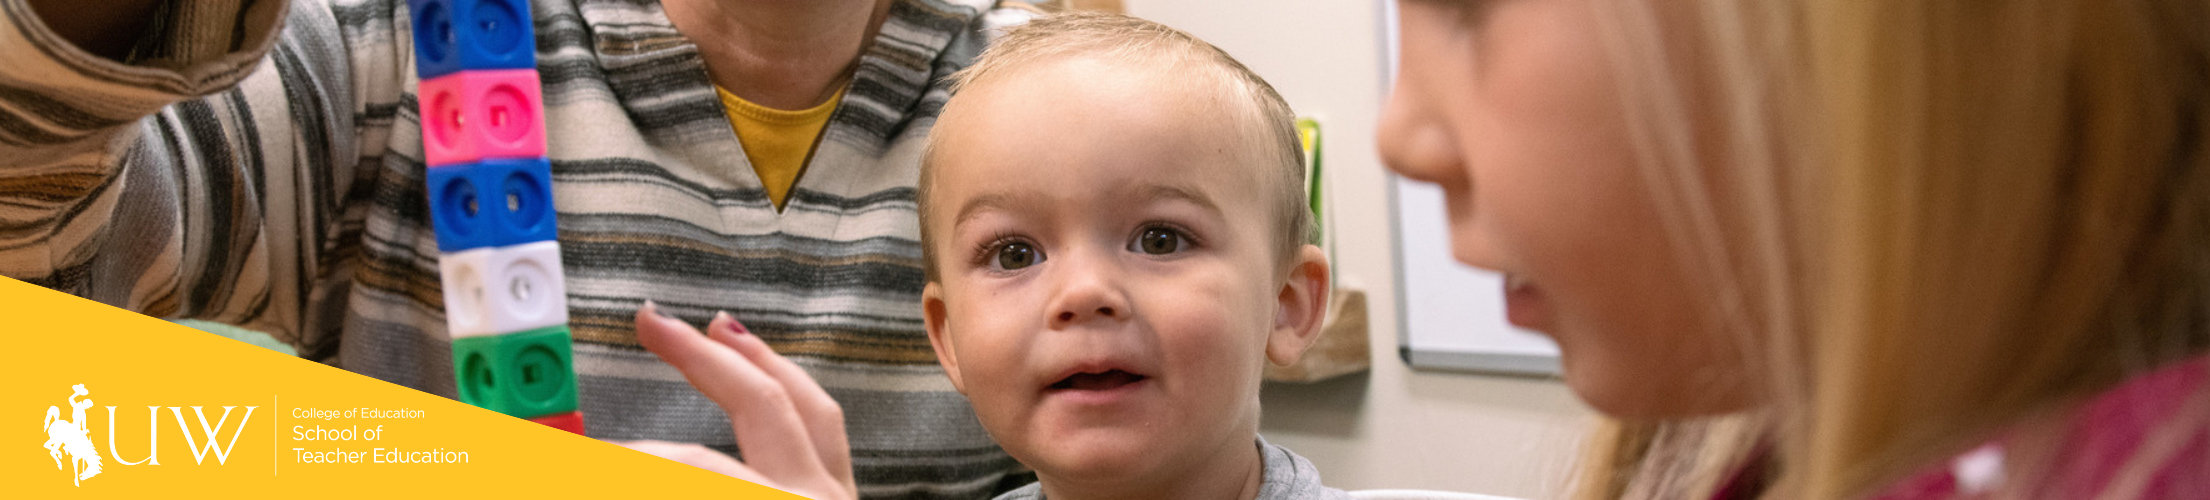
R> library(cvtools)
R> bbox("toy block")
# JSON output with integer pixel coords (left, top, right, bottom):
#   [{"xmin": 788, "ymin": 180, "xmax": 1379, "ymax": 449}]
[
  {"xmin": 527, "ymin": 411, "xmax": 587, "ymax": 435},
  {"xmin": 451, "ymin": 325, "xmax": 580, "ymax": 418},
  {"xmin": 426, "ymin": 158, "xmax": 558, "ymax": 251},
  {"xmin": 409, "ymin": 0, "xmax": 536, "ymax": 79},
  {"xmin": 438, "ymin": 241, "xmax": 568, "ymax": 337},
  {"xmin": 419, "ymin": 69, "xmax": 545, "ymax": 167}
]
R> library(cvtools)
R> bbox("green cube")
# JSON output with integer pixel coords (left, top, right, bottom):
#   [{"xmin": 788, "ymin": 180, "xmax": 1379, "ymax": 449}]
[{"xmin": 450, "ymin": 325, "xmax": 579, "ymax": 419}]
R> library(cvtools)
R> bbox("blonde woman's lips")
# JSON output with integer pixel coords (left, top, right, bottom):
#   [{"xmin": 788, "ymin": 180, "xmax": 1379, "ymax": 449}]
[{"xmin": 1503, "ymin": 273, "xmax": 1553, "ymax": 331}]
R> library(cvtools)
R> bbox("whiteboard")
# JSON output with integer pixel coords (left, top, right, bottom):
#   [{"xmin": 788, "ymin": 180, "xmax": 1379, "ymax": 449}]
[
  {"xmin": 1389, "ymin": 179, "xmax": 1562, "ymax": 376},
  {"xmin": 1381, "ymin": 0, "xmax": 1560, "ymax": 376}
]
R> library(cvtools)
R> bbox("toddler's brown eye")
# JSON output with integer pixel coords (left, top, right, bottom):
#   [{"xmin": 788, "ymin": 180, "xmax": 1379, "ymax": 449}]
[
  {"xmin": 1136, "ymin": 228, "xmax": 1183, "ymax": 255},
  {"xmin": 996, "ymin": 242, "xmax": 1040, "ymax": 270}
]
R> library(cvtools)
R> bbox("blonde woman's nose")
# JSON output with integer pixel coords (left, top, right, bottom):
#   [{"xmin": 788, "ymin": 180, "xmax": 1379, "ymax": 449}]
[{"xmin": 1377, "ymin": 82, "xmax": 1467, "ymax": 188}]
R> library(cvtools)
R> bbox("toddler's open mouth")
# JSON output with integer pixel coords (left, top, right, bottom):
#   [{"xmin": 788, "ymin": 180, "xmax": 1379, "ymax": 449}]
[{"xmin": 1049, "ymin": 369, "xmax": 1148, "ymax": 391}]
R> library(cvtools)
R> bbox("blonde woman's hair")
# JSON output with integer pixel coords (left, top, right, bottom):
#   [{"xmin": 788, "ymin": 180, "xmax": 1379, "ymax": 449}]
[
  {"xmin": 1571, "ymin": 0, "xmax": 2210, "ymax": 498},
  {"xmin": 916, "ymin": 11, "xmax": 1310, "ymax": 283}
]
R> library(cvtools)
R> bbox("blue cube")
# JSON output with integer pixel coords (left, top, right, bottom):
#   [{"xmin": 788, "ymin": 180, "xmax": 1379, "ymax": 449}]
[
  {"xmin": 426, "ymin": 158, "xmax": 559, "ymax": 251},
  {"xmin": 410, "ymin": 0, "xmax": 536, "ymax": 79}
]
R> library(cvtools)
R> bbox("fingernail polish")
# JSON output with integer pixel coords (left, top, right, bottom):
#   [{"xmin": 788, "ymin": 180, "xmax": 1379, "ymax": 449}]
[{"xmin": 717, "ymin": 313, "xmax": 750, "ymax": 336}]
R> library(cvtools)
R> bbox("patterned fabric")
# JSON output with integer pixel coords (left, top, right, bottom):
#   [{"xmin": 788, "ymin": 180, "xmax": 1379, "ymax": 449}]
[{"xmin": 0, "ymin": 0, "xmax": 1030, "ymax": 497}]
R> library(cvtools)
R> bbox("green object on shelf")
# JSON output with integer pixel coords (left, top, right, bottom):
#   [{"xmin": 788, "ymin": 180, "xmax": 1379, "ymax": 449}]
[
  {"xmin": 1298, "ymin": 117, "xmax": 1324, "ymax": 245},
  {"xmin": 451, "ymin": 325, "xmax": 580, "ymax": 419},
  {"xmin": 175, "ymin": 320, "xmax": 298, "ymax": 356}
]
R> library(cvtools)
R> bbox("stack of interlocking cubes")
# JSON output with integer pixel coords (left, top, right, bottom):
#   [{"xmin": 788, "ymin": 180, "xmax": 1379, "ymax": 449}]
[{"xmin": 409, "ymin": 0, "xmax": 584, "ymax": 435}]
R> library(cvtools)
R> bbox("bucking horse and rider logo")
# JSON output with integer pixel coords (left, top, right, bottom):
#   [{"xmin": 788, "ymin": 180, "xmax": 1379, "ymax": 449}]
[{"xmin": 43, "ymin": 384, "xmax": 104, "ymax": 487}]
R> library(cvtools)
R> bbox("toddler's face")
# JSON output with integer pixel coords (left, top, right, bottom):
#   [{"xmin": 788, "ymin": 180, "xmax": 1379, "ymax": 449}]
[{"xmin": 923, "ymin": 58, "xmax": 1320, "ymax": 486}]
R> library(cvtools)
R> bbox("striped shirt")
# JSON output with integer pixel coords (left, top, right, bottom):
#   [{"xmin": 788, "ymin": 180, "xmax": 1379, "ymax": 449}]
[{"xmin": 0, "ymin": 0, "xmax": 1033, "ymax": 497}]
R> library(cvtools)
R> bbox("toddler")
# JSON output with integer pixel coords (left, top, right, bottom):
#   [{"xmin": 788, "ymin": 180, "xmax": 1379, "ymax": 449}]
[{"xmin": 917, "ymin": 12, "xmax": 1348, "ymax": 500}]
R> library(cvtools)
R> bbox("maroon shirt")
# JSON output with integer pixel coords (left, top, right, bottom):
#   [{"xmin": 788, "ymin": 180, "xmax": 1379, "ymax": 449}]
[{"xmin": 1712, "ymin": 354, "xmax": 2210, "ymax": 500}]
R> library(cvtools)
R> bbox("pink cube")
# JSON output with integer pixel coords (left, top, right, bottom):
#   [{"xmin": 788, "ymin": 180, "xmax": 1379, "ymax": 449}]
[{"xmin": 419, "ymin": 69, "xmax": 546, "ymax": 167}]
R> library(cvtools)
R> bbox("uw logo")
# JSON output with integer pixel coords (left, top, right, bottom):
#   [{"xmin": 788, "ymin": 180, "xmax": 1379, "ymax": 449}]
[
  {"xmin": 37, "ymin": 385, "xmax": 259, "ymax": 487},
  {"xmin": 42, "ymin": 384, "xmax": 101, "ymax": 486}
]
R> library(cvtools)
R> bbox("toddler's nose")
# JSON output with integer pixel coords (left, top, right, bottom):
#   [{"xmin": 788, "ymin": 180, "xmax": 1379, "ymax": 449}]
[
  {"xmin": 1047, "ymin": 264, "xmax": 1130, "ymax": 330},
  {"xmin": 1056, "ymin": 305, "xmax": 1116, "ymax": 324}
]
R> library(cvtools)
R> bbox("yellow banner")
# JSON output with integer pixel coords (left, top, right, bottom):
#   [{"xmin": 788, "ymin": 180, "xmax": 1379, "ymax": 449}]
[{"xmin": 0, "ymin": 277, "xmax": 799, "ymax": 498}]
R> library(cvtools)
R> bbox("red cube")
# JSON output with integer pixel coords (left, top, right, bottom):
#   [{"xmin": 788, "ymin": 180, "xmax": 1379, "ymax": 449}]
[
  {"xmin": 527, "ymin": 410, "xmax": 586, "ymax": 435},
  {"xmin": 419, "ymin": 69, "xmax": 546, "ymax": 167}
]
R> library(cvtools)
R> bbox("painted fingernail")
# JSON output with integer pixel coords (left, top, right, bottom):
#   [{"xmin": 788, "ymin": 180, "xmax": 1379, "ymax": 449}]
[{"xmin": 714, "ymin": 311, "xmax": 750, "ymax": 336}]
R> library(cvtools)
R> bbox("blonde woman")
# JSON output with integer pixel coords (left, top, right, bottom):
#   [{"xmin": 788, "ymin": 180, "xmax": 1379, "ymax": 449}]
[{"xmin": 1380, "ymin": 0, "xmax": 2209, "ymax": 498}]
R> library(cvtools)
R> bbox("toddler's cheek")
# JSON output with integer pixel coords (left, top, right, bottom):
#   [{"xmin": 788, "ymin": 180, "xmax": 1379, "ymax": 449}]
[{"xmin": 966, "ymin": 385, "xmax": 1031, "ymax": 448}]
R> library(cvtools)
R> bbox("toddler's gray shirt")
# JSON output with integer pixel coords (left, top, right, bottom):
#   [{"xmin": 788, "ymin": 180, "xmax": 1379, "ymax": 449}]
[{"xmin": 994, "ymin": 437, "xmax": 1353, "ymax": 500}]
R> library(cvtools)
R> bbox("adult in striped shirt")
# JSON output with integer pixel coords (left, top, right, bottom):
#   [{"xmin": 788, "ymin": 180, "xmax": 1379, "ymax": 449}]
[{"xmin": 1, "ymin": 0, "xmax": 1034, "ymax": 498}]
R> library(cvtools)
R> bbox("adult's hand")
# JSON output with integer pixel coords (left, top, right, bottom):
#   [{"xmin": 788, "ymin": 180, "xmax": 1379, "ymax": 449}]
[{"xmin": 616, "ymin": 302, "xmax": 856, "ymax": 500}]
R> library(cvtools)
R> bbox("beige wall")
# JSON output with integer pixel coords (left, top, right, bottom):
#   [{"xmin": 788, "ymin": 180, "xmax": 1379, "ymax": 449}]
[{"xmin": 1119, "ymin": 1, "xmax": 1598, "ymax": 497}]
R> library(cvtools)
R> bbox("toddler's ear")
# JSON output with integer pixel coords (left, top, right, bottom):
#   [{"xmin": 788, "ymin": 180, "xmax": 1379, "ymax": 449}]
[
  {"xmin": 1267, "ymin": 245, "xmax": 1332, "ymax": 367},
  {"xmin": 923, "ymin": 282, "xmax": 969, "ymax": 394}
]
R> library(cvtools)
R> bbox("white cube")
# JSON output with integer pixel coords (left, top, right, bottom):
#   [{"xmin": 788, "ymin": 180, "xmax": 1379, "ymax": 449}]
[{"xmin": 439, "ymin": 241, "xmax": 569, "ymax": 337}]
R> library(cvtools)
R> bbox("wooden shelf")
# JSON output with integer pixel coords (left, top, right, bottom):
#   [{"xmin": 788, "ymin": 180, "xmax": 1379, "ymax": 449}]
[{"xmin": 1265, "ymin": 287, "xmax": 1371, "ymax": 383}]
